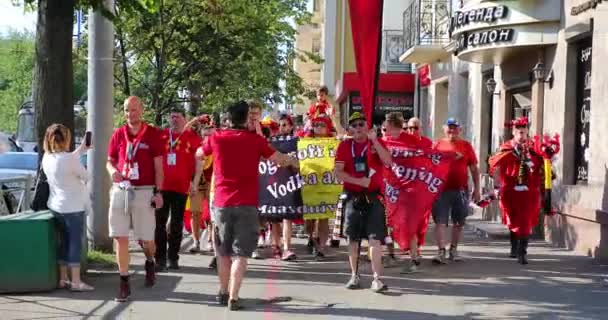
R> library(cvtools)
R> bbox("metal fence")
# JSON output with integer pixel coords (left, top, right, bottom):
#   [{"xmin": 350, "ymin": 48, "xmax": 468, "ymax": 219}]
[{"xmin": 403, "ymin": 0, "xmax": 452, "ymax": 50}]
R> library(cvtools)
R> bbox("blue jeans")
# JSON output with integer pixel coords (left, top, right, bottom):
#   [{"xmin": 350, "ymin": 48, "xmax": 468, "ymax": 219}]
[{"xmin": 54, "ymin": 211, "xmax": 85, "ymax": 267}]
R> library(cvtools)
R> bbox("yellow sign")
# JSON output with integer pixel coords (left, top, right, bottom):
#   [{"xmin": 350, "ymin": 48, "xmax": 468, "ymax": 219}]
[{"xmin": 297, "ymin": 138, "xmax": 342, "ymax": 220}]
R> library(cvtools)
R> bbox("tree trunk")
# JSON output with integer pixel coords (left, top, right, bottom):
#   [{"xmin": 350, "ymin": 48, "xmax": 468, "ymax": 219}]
[
  {"xmin": 33, "ymin": 0, "xmax": 75, "ymax": 154},
  {"xmin": 188, "ymin": 81, "xmax": 201, "ymax": 117}
]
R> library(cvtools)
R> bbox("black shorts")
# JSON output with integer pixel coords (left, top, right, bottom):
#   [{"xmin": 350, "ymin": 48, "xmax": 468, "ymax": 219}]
[{"xmin": 343, "ymin": 192, "xmax": 387, "ymax": 242}]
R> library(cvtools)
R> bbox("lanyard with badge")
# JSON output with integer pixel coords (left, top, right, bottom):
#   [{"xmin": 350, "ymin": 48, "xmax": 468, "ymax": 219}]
[
  {"xmin": 167, "ymin": 129, "xmax": 182, "ymax": 166},
  {"xmin": 123, "ymin": 124, "xmax": 148, "ymax": 181},
  {"xmin": 352, "ymin": 140, "xmax": 368, "ymax": 174}
]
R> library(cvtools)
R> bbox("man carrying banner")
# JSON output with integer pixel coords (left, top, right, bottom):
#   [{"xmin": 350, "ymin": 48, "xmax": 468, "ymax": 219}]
[
  {"xmin": 382, "ymin": 112, "xmax": 427, "ymax": 273},
  {"xmin": 406, "ymin": 117, "xmax": 433, "ymax": 149},
  {"xmin": 431, "ymin": 118, "xmax": 480, "ymax": 264},
  {"xmin": 303, "ymin": 114, "xmax": 336, "ymax": 259},
  {"xmin": 489, "ymin": 117, "xmax": 544, "ymax": 264},
  {"xmin": 335, "ymin": 112, "xmax": 393, "ymax": 293}
]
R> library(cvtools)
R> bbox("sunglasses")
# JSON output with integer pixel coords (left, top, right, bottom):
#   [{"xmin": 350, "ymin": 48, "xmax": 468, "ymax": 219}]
[
  {"xmin": 350, "ymin": 121, "xmax": 366, "ymax": 128},
  {"xmin": 279, "ymin": 123, "xmax": 290, "ymax": 127},
  {"xmin": 313, "ymin": 123, "xmax": 327, "ymax": 128},
  {"xmin": 408, "ymin": 126, "xmax": 419, "ymax": 130}
]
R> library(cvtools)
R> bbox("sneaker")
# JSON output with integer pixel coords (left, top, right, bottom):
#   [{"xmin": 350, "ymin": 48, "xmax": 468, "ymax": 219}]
[
  {"xmin": 155, "ymin": 259, "xmax": 167, "ymax": 273},
  {"xmin": 315, "ymin": 250, "xmax": 325, "ymax": 261},
  {"xmin": 370, "ymin": 278, "xmax": 388, "ymax": 293},
  {"xmin": 168, "ymin": 260, "xmax": 180, "ymax": 270},
  {"xmin": 272, "ymin": 246, "xmax": 282, "ymax": 259},
  {"xmin": 252, "ymin": 249, "xmax": 263, "ymax": 260},
  {"xmin": 216, "ymin": 292, "xmax": 229, "ymax": 306},
  {"xmin": 449, "ymin": 246, "xmax": 463, "ymax": 262},
  {"xmin": 383, "ymin": 255, "xmax": 399, "ymax": 268},
  {"xmin": 281, "ymin": 250, "xmax": 297, "ymax": 261},
  {"xmin": 345, "ymin": 274, "xmax": 361, "ymax": 290},
  {"xmin": 189, "ymin": 241, "xmax": 201, "ymax": 254},
  {"xmin": 432, "ymin": 248, "xmax": 447, "ymax": 265},
  {"xmin": 257, "ymin": 233, "xmax": 266, "ymax": 248},
  {"xmin": 208, "ymin": 257, "xmax": 217, "ymax": 269},
  {"xmin": 306, "ymin": 238, "xmax": 314, "ymax": 254},
  {"xmin": 144, "ymin": 260, "xmax": 156, "ymax": 287},
  {"xmin": 400, "ymin": 261, "xmax": 418, "ymax": 274},
  {"xmin": 229, "ymin": 299, "xmax": 244, "ymax": 311},
  {"xmin": 115, "ymin": 279, "xmax": 131, "ymax": 302}
]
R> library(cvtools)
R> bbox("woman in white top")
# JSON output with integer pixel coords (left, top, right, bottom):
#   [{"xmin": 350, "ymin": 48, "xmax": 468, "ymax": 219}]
[{"xmin": 41, "ymin": 124, "xmax": 93, "ymax": 291}]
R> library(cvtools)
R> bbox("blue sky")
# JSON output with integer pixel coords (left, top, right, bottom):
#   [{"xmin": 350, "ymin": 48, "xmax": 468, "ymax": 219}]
[{"xmin": 0, "ymin": 1, "xmax": 36, "ymax": 35}]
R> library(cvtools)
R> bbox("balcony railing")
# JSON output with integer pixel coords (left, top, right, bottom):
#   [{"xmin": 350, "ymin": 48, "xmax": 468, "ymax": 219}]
[
  {"xmin": 403, "ymin": 0, "xmax": 452, "ymax": 51},
  {"xmin": 382, "ymin": 30, "xmax": 411, "ymax": 72}
]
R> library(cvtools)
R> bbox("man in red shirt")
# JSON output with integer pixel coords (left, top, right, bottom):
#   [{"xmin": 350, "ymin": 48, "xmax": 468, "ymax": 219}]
[
  {"xmin": 335, "ymin": 112, "xmax": 392, "ymax": 293},
  {"xmin": 201, "ymin": 100, "xmax": 295, "ymax": 310},
  {"xmin": 406, "ymin": 117, "xmax": 433, "ymax": 149},
  {"xmin": 107, "ymin": 96, "xmax": 164, "ymax": 302},
  {"xmin": 431, "ymin": 118, "xmax": 480, "ymax": 264},
  {"xmin": 155, "ymin": 108, "xmax": 203, "ymax": 271}
]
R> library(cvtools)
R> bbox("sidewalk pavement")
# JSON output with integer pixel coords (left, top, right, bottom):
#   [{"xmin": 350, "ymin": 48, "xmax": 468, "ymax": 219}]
[{"xmin": 2, "ymin": 224, "xmax": 608, "ymax": 320}]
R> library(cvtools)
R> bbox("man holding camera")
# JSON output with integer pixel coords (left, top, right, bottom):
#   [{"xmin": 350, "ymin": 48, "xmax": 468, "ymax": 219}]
[{"xmin": 334, "ymin": 112, "xmax": 392, "ymax": 293}]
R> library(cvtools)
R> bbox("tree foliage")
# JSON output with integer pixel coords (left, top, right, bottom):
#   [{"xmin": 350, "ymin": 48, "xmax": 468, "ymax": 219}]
[
  {"xmin": 114, "ymin": 0, "xmax": 317, "ymax": 125},
  {"xmin": 0, "ymin": 30, "xmax": 35, "ymax": 133}
]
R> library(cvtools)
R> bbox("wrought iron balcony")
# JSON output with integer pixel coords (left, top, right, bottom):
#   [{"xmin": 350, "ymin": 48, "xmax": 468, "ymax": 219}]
[
  {"xmin": 401, "ymin": 0, "xmax": 452, "ymax": 64},
  {"xmin": 382, "ymin": 30, "xmax": 411, "ymax": 73}
]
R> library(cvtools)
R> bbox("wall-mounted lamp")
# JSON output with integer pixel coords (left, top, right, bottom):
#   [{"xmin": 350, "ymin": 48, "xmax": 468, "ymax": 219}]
[
  {"xmin": 486, "ymin": 78, "xmax": 500, "ymax": 96},
  {"xmin": 532, "ymin": 62, "xmax": 554, "ymax": 89}
]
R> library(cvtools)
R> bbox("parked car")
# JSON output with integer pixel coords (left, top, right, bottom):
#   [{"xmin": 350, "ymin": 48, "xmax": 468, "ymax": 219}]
[
  {"xmin": 0, "ymin": 152, "xmax": 38, "ymax": 214},
  {"xmin": 0, "ymin": 133, "xmax": 23, "ymax": 153}
]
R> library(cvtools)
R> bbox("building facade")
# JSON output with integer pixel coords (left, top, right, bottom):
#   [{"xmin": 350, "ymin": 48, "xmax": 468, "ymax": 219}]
[
  {"xmin": 402, "ymin": 0, "xmax": 608, "ymax": 259},
  {"xmin": 322, "ymin": 0, "xmax": 416, "ymax": 127},
  {"xmin": 292, "ymin": 0, "xmax": 324, "ymax": 115}
]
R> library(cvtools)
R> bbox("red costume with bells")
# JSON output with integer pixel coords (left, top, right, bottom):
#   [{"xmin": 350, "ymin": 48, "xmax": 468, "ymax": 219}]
[{"xmin": 488, "ymin": 117, "xmax": 544, "ymax": 264}]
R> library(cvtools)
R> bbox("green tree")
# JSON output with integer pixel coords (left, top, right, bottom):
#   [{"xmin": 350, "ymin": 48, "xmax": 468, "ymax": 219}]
[
  {"xmin": 21, "ymin": 0, "xmax": 158, "ymax": 151},
  {"xmin": 114, "ymin": 0, "xmax": 317, "ymax": 125},
  {"xmin": 0, "ymin": 30, "xmax": 35, "ymax": 133}
]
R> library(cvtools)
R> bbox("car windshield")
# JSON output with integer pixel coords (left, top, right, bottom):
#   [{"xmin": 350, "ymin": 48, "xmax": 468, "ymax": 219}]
[{"xmin": 0, "ymin": 153, "xmax": 38, "ymax": 171}]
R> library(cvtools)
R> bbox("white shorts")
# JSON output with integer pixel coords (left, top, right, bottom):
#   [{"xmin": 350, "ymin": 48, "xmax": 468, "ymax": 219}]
[{"xmin": 108, "ymin": 185, "xmax": 155, "ymax": 241}]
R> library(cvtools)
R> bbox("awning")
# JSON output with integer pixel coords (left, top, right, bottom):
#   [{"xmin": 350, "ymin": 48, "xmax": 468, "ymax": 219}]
[
  {"xmin": 336, "ymin": 72, "xmax": 415, "ymax": 104},
  {"xmin": 399, "ymin": 45, "xmax": 451, "ymax": 64}
]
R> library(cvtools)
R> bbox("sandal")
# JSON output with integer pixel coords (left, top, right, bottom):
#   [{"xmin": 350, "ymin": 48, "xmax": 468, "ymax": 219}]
[
  {"xmin": 58, "ymin": 280, "xmax": 71, "ymax": 289},
  {"xmin": 70, "ymin": 282, "xmax": 95, "ymax": 292}
]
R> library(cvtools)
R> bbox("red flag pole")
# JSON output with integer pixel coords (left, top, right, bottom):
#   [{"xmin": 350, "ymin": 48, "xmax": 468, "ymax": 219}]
[
  {"xmin": 348, "ymin": 0, "xmax": 384, "ymax": 128},
  {"xmin": 371, "ymin": 1, "xmax": 384, "ymax": 128}
]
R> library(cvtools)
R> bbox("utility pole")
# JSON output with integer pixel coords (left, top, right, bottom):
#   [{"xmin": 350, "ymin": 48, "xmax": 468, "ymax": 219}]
[{"xmin": 86, "ymin": 0, "xmax": 115, "ymax": 251}]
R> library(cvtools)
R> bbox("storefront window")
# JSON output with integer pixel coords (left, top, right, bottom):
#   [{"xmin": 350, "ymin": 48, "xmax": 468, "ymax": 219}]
[
  {"xmin": 510, "ymin": 89, "xmax": 531, "ymax": 120},
  {"xmin": 575, "ymin": 38, "xmax": 592, "ymax": 183}
]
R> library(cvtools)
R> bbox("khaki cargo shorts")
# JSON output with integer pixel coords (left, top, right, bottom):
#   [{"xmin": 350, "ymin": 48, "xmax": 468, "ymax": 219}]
[{"xmin": 108, "ymin": 184, "xmax": 156, "ymax": 241}]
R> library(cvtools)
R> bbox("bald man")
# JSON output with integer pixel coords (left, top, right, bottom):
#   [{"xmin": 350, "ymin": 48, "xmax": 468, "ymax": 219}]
[
  {"xmin": 107, "ymin": 96, "xmax": 165, "ymax": 302},
  {"xmin": 405, "ymin": 117, "xmax": 432, "ymax": 149}
]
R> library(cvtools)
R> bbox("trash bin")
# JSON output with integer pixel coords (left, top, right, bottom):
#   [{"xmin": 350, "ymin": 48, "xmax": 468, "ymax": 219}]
[{"xmin": 0, "ymin": 211, "xmax": 58, "ymax": 293}]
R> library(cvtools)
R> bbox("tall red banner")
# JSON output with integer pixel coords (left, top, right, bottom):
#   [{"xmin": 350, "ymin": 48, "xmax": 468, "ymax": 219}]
[
  {"xmin": 383, "ymin": 140, "xmax": 454, "ymax": 250},
  {"xmin": 348, "ymin": 0, "xmax": 384, "ymax": 127}
]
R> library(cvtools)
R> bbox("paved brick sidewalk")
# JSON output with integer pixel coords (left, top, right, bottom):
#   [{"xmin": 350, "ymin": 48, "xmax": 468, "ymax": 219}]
[{"xmin": 2, "ymin": 225, "xmax": 608, "ymax": 320}]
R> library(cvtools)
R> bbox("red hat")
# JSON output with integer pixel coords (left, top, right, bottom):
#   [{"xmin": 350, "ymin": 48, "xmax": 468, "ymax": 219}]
[
  {"xmin": 311, "ymin": 115, "xmax": 334, "ymax": 131},
  {"xmin": 505, "ymin": 117, "xmax": 529, "ymax": 129}
]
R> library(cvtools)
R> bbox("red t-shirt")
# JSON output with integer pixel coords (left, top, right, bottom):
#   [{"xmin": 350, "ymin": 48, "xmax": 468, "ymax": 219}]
[
  {"xmin": 433, "ymin": 138, "xmax": 477, "ymax": 190},
  {"xmin": 416, "ymin": 135, "xmax": 433, "ymax": 149},
  {"xmin": 107, "ymin": 124, "xmax": 164, "ymax": 186},
  {"xmin": 203, "ymin": 129, "xmax": 276, "ymax": 207},
  {"xmin": 159, "ymin": 129, "xmax": 202, "ymax": 194},
  {"xmin": 307, "ymin": 101, "xmax": 332, "ymax": 117},
  {"xmin": 335, "ymin": 139, "xmax": 384, "ymax": 193}
]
